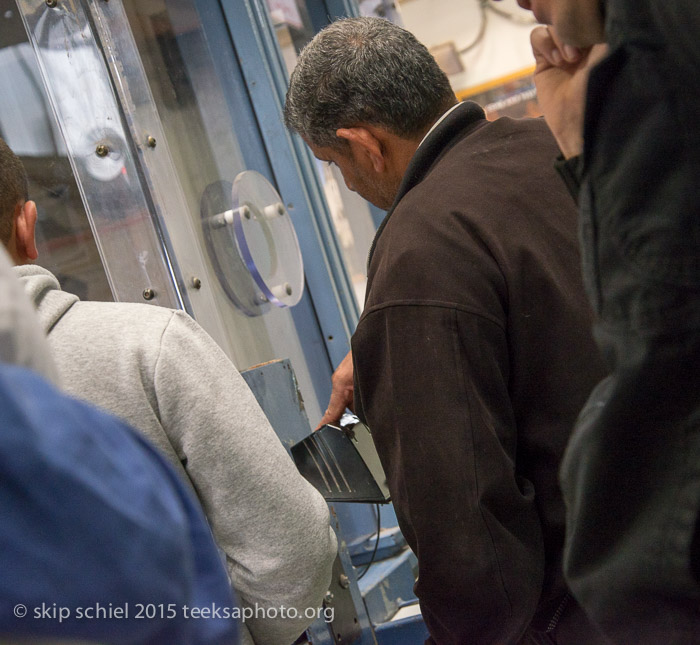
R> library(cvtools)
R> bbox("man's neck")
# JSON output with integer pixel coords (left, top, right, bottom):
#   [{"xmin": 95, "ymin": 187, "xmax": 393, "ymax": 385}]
[{"xmin": 393, "ymin": 136, "xmax": 422, "ymax": 182}]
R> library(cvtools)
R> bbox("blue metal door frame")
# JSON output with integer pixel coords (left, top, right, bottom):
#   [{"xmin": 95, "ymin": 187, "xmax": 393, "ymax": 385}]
[
  {"xmin": 216, "ymin": 0, "xmax": 360, "ymax": 373},
  {"xmin": 305, "ymin": 0, "xmax": 359, "ymax": 31},
  {"xmin": 202, "ymin": 4, "xmax": 424, "ymax": 642}
]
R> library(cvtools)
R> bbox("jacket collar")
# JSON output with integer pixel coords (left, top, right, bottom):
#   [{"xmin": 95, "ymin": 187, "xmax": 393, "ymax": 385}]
[{"xmin": 367, "ymin": 101, "xmax": 486, "ymax": 269}]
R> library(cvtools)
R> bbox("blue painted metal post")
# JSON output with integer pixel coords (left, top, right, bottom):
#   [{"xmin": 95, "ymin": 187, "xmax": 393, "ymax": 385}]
[
  {"xmin": 306, "ymin": 0, "xmax": 359, "ymax": 32},
  {"xmin": 220, "ymin": 4, "xmax": 424, "ymax": 642},
  {"xmin": 241, "ymin": 360, "xmax": 377, "ymax": 645},
  {"xmin": 218, "ymin": 0, "xmax": 360, "ymax": 371}
]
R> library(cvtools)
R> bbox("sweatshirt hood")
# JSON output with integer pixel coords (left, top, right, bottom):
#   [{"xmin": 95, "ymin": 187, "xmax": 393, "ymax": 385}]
[
  {"xmin": 0, "ymin": 252, "xmax": 59, "ymax": 383},
  {"xmin": 13, "ymin": 264, "xmax": 79, "ymax": 335}
]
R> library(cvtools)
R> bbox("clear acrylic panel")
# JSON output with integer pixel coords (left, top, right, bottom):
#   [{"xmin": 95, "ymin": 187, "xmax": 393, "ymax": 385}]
[
  {"xmin": 7, "ymin": 0, "xmax": 329, "ymax": 423},
  {"xmin": 0, "ymin": 3, "xmax": 111, "ymax": 301},
  {"xmin": 230, "ymin": 171, "xmax": 304, "ymax": 310},
  {"xmin": 201, "ymin": 170, "xmax": 304, "ymax": 316},
  {"xmin": 89, "ymin": 0, "xmax": 325, "ymax": 422},
  {"xmin": 14, "ymin": 0, "xmax": 183, "ymax": 309}
]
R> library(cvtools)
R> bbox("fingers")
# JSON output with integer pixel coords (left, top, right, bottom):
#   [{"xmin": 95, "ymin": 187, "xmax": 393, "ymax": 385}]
[
  {"xmin": 529, "ymin": 28, "xmax": 608, "ymax": 160},
  {"xmin": 316, "ymin": 388, "xmax": 353, "ymax": 428},
  {"xmin": 316, "ymin": 350, "xmax": 355, "ymax": 430},
  {"xmin": 531, "ymin": 25, "xmax": 583, "ymax": 69},
  {"xmin": 587, "ymin": 42, "xmax": 610, "ymax": 67},
  {"xmin": 550, "ymin": 25, "xmax": 584, "ymax": 64},
  {"xmin": 316, "ymin": 389, "xmax": 351, "ymax": 429}
]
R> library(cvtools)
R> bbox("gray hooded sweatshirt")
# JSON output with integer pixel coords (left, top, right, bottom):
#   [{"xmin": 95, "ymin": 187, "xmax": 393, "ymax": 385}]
[
  {"xmin": 0, "ymin": 248, "xmax": 56, "ymax": 381},
  {"xmin": 15, "ymin": 263, "xmax": 337, "ymax": 645}
]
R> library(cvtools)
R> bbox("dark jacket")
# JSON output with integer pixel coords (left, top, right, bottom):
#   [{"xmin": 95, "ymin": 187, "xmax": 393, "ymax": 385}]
[
  {"xmin": 352, "ymin": 102, "xmax": 607, "ymax": 644},
  {"xmin": 555, "ymin": 2, "xmax": 700, "ymax": 643}
]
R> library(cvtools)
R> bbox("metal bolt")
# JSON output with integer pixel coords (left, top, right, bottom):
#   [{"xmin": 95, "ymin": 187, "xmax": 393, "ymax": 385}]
[
  {"xmin": 142, "ymin": 288, "xmax": 155, "ymax": 301},
  {"xmin": 46, "ymin": 0, "xmax": 57, "ymax": 7},
  {"xmin": 95, "ymin": 144, "xmax": 109, "ymax": 157},
  {"xmin": 241, "ymin": 205, "xmax": 251, "ymax": 220},
  {"xmin": 338, "ymin": 574, "xmax": 350, "ymax": 589},
  {"xmin": 146, "ymin": 135, "xmax": 157, "ymax": 148},
  {"xmin": 324, "ymin": 591, "xmax": 334, "ymax": 606},
  {"xmin": 191, "ymin": 277, "xmax": 202, "ymax": 290}
]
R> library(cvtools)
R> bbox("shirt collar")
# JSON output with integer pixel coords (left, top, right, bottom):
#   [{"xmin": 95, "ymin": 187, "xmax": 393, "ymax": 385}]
[{"xmin": 417, "ymin": 102, "xmax": 463, "ymax": 150}]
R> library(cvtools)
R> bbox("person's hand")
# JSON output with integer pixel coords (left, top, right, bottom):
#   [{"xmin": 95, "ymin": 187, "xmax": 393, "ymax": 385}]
[
  {"xmin": 316, "ymin": 350, "xmax": 354, "ymax": 429},
  {"xmin": 531, "ymin": 26, "xmax": 608, "ymax": 159}
]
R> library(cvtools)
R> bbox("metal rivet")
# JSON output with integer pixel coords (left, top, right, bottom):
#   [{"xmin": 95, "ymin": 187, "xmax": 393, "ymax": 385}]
[
  {"xmin": 324, "ymin": 591, "xmax": 334, "ymax": 605},
  {"xmin": 142, "ymin": 288, "xmax": 155, "ymax": 301},
  {"xmin": 46, "ymin": 0, "xmax": 57, "ymax": 7},
  {"xmin": 95, "ymin": 144, "xmax": 109, "ymax": 157},
  {"xmin": 146, "ymin": 135, "xmax": 157, "ymax": 148},
  {"xmin": 284, "ymin": 283, "xmax": 292, "ymax": 296},
  {"xmin": 242, "ymin": 205, "xmax": 251, "ymax": 220},
  {"xmin": 191, "ymin": 277, "xmax": 202, "ymax": 290},
  {"xmin": 338, "ymin": 574, "xmax": 350, "ymax": 589}
]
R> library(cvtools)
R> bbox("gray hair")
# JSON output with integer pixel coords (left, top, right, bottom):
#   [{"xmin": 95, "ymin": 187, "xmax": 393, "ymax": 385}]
[{"xmin": 284, "ymin": 17, "xmax": 456, "ymax": 148}]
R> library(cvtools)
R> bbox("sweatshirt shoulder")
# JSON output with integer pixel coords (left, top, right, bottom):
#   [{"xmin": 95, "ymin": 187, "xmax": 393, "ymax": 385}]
[
  {"xmin": 68, "ymin": 300, "xmax": 177, "ymax": 326},
  {"xmin": 53, "ymin": 300, "xmax": 180, "ymax": 351}
]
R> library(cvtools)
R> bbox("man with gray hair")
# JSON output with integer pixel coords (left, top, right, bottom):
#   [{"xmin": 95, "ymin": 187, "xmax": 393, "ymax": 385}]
[{"xmin": 285, "ymin": 17, "xmax": 607, "ymax": 645}]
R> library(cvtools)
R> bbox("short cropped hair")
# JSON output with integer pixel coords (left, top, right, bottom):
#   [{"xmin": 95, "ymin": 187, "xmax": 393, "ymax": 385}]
[
  {"xmin": 0, "ymin": 138, "xmax": 29, "ymax": 245},
  {"xmin": 284, "ymin": 17, "xmax": 456, "ymax": 148}
]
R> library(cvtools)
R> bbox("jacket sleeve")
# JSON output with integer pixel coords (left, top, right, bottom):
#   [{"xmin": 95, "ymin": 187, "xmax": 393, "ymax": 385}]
[
  {"xmin": 556, "ymin": 3, "xmax": 700, "ymax": 640},
  {"xmin": 153, "ymin": 311, "xmax": 337, "ymax": 645},
  {"xmin": 352, "ymin": 303, "xmax": 544, "ymax": 645}
]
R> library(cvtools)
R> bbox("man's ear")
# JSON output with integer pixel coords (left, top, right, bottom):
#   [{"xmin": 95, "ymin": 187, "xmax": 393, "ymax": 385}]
[
  {"xmin": 14, "ymin": 200, "xmax": 38, "ymax": 262},
  {"xmin": 336, "ymin": 127, "xmax": 386, "ymax": 173}
]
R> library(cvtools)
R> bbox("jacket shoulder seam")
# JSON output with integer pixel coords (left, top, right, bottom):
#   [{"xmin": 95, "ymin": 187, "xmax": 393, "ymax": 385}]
[{"xmin": 361, "ymin": 300, "xmax": 505, "ymax": 331}]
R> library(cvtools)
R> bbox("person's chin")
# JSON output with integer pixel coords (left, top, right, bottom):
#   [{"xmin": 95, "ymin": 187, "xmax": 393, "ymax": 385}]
[{"xmin": 517, "ymin": 0, "xmax": 549, "ymax": 25}]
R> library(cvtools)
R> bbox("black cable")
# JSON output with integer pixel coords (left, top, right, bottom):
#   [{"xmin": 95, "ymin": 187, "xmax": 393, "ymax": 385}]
[
  {"xmin": 458, "ymin": 1, "xmax": 488, "ymax": 55},
  {"xmin": 458, "ymin": 1, "xmax": 536, "ymax": 57},
  {"xmin": 356, "ymin": 504, "xmax": 381, "ymax": 580}
]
